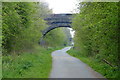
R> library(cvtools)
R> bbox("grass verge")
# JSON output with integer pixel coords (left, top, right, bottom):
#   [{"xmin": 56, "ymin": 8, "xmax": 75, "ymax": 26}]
[
  {"xmin": 2, "ymin": 46, "xmax": 63, "ymax": 78},
  {"xmin": 67, "ymin": 48, "xmax": 119, "ymax": 79},
  {"xmin": 0, "ymin": 54, "xmax": 2, "ymax": 79}
]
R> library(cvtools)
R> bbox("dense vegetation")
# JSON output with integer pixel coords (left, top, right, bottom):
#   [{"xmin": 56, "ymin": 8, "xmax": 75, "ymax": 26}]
[
  {"xmin": 0, "ymin": 2, "xmax": 2, "ymax": 79},
  {"xmin": 2, "ymin": 46, "xmax": 64, "ymax": 78},
  {"xmin": 2, "ymin": 2, "xmax": 67, "ymax": 78},
  {"xmin": 69, "ymin": 2, "xmax": 119, "ymax": 78},
  {"xmin": 2, "ymin": 2, "xmax": 45, "ymax": 54}
]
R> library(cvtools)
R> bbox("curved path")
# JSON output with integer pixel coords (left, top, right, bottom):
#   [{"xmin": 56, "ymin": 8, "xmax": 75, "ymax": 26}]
[{"xmin": 49, "ymin": 47, "xmax": 104, "ymax": 78}]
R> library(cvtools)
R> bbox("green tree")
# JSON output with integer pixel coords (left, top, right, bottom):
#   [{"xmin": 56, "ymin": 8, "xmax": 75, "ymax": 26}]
[{"xmin": 72, "ymin": 2, "xmax": 119, "ymax": 67}]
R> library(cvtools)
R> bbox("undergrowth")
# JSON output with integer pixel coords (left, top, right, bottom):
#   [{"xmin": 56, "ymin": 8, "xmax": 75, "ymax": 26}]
[
  {"xmin": 2, "ymin": 46, "xmax": 63, "ymax": 78},
  {"xmin": 67, "ymin": 48, "xmax": 119, "ymax": 79}
]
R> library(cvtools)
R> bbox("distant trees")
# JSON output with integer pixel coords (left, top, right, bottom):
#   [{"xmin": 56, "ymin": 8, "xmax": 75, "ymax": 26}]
[
  {"xmin": 43, "ymin": 28, "xmax": 70, "ymax": 47},
  {"xmin": 72, "ymin": 2, "xmax": 119, "ymax": 66}
]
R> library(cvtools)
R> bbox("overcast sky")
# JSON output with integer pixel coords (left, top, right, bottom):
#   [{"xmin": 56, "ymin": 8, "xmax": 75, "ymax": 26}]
[{"xmin": 42, "ymin": 0, "xmax": 79, "ymax": 14}]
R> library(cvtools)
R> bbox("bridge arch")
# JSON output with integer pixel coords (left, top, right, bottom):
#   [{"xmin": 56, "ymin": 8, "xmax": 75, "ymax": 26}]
[
  {"xmin": 42, "ymin": 25, "xmax": 72, "ymax": 37},
  {"xmin": 42, "ymin": 13, "xmax": 73, "ymax": 37}
]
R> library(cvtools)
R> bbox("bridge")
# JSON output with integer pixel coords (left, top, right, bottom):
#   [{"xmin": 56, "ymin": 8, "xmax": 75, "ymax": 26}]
[
  {"xmin": 42, "ymin": 13, "xmax": 73, "ymax": 37},
  {"xmin": 39, "ymin": 13, "xmax": 73, "ymax": 45}
]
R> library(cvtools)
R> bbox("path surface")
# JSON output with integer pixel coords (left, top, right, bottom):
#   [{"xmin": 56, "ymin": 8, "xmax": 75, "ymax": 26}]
[{"xmin": 49, "ymin": 47, "xmax": 104, "ymax": 78}]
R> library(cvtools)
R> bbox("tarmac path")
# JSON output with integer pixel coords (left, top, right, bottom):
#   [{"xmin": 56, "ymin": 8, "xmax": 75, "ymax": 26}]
[{"xmin": 49, "ymin": 47, "xmax": 104, "ymax": 78}]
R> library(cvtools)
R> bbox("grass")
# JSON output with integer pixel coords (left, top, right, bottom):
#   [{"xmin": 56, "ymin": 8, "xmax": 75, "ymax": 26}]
[
  {"xmin": 0, "ymin": 54, "xmax": 2, "ymax": 79},
  {"xmin": 67, "ymin": 48, "xmax": 119, "ymax": 79},
  {"xmin": 2, "ymin": 46, "xmax": 63, "ymax": 78}
]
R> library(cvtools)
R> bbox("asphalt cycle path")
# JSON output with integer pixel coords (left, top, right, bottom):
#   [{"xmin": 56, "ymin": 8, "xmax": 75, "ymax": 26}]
[{"xmin": 49, "ymin": 47, "xmax": 104, "ymax": 78}]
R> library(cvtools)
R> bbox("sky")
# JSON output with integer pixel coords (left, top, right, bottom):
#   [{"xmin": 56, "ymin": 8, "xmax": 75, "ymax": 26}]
[
  {"xmin": 68, "ymin": 28, "xmax": 75, "ymax": 38},
  {"xmin": 42, "ymin": 0, "xmax": 79, "ymax": 14}
]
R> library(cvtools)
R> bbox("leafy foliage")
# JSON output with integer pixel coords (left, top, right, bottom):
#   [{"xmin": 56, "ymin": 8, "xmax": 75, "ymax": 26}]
[
  {"xmin": 72, "ymin": 2, "xmax": 119, "ymax": 78},
  {"xmin": 2, "ymin": 46, "xmax": 58, "ymax": 78}
]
